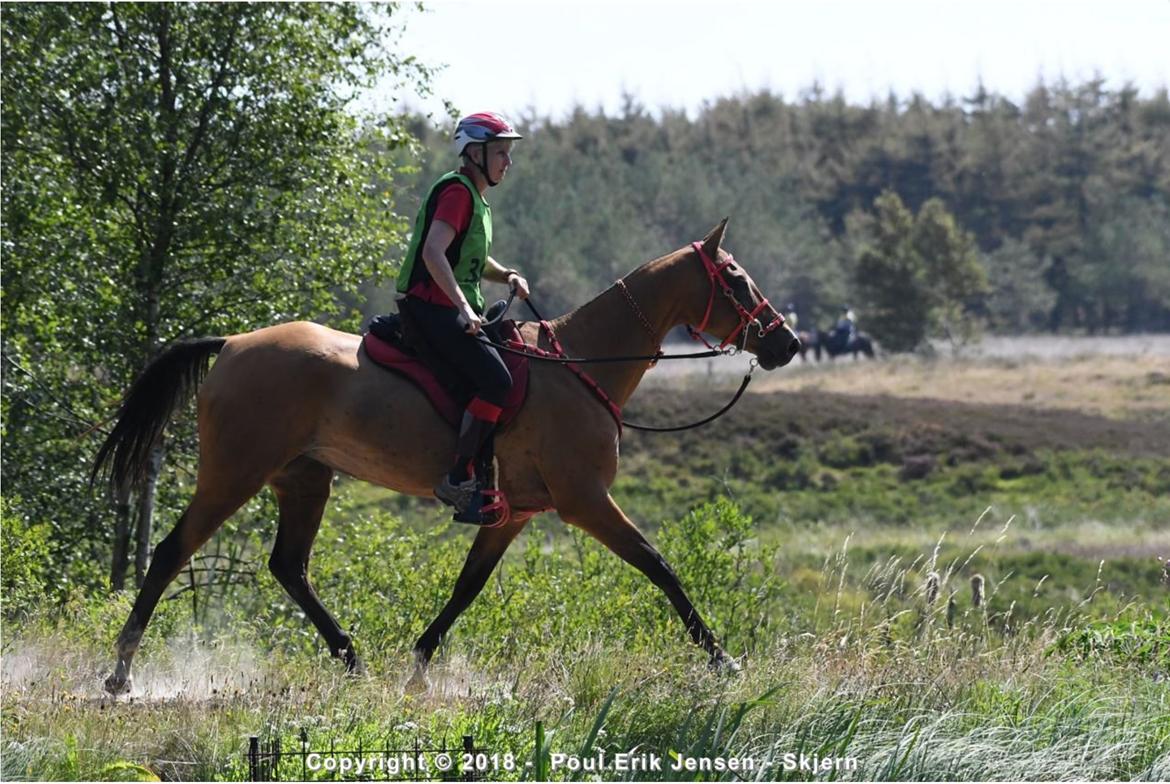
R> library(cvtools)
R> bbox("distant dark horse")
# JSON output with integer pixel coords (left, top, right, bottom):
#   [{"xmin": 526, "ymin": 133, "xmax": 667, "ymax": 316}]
[{"xmin": 797, "ymin": 328, "xmax": 875, "ymax": 361}]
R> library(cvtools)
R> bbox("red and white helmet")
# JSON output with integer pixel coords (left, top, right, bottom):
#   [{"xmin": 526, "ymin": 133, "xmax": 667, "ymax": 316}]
[{"xmin": 453, "ymin": 112, "xmax": 523, "ymax": 157}]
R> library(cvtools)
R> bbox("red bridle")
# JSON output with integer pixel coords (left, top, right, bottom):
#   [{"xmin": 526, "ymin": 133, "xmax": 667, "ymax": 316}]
[{"xmin": 689, "ymin": 241, "xmax": 786, "ymax": 350}]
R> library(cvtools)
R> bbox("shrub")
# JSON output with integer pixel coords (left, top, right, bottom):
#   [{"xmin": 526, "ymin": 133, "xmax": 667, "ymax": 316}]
[{"xmin": 1, "ymin": 496, "xmax": 51, "ymax": 620}]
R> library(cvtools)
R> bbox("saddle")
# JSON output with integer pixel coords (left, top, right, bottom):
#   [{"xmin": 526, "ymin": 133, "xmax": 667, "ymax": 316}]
[
  {"xmin": 361, "ymin": 302, "xmax": 529, "ymax": 429},
  {"xmin": 360, "ymin": 301, "xmax": 530, "ymax": 527}
]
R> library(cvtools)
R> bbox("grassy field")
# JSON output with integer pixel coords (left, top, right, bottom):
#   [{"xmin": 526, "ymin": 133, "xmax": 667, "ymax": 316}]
[{"xmin": 3, "ymin": 347, "xmax": 1168, "ymax": 781}]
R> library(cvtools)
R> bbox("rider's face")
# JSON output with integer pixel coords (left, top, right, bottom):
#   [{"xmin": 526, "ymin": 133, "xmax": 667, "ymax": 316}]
[{"xmin": 480, "ymin": 140, "xmax": 513, "ymax": 182}]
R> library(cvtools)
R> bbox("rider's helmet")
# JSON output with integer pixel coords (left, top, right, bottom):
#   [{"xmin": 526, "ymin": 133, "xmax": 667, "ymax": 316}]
[
  {"xmin": 453, "ymin": 112, "xmax": 523, "ymax": 156},
  {"xmin": 453, "ymin": 112, "xmax": 523, "ymax": 187}
]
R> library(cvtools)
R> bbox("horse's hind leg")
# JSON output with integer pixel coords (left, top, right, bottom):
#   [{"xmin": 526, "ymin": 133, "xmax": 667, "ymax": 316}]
[
  {"xmin": 105, "ymin": 479, "xmax": 262, "ymax": 695},
  {"xmin": 558, "ymin": 492, "xmax": 737, "ymax": 671},
  {"xmin": 267, "ymin": 456, "xmax": 360, "ymax": 672}
]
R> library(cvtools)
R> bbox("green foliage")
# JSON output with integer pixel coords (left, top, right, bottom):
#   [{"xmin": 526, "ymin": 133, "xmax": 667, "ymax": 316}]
[
  {"xmin": 1, "ymin": 3, "xmax": 430, "ymax": 590},
  {"xmin": 98, "ymin": 761, "xmax": 160, "ymax": 782},
  {"xmin": 182, "ymin": 493, "xmax": 706, "ymax": 663},
  {"xmin": 983, "ymin": 238, "xmax": 1055, "ymax": 330},
  {"xmin": 852, "ymin": 191, "xmax": 988, "ymax": 352},
  {"xmin": 852, "ymin": 192, "xmax": 930, "ymax": 351},
  {"xmin": 0, "ymin": 496, "xmax": 51, "ymax": 618},
  {"xmin": 656, "ymin": 500, "xmax": 788, "ymax": 651},
  {"xmin": 914, "ymin": 198, "xmax": 990, "ymax": 343},
  {"xmin": 1081, "ymin": 196, "xmax": 1170, "ymax": 331},
  {"xmin": 1054, "ymin": 615, "xmax": 1169, "ymax": 665}
]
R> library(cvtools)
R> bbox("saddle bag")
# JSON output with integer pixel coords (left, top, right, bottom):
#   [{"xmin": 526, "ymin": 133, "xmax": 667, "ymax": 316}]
[{"xmin": 367, "ymin": 313, "xmax": 410, "ymax": 349}]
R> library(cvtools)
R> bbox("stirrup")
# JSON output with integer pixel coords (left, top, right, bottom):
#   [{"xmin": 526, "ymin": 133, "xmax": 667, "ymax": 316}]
[
  {"xmin": 480, "ymin": 488, "xmax": 511, "ymax": 528},
  {"xmin": 452, "ymin": 457, "xmax": 510, "ymax": 528},
  {"xmin": 452, "ymin": 489, "xmax": 510, "ymax": 528}
]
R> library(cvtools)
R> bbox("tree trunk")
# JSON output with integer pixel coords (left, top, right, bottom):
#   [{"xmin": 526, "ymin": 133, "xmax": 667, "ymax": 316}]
[
  {"xmin": 110, "ymin": 485, "xmax": 132, "ymax": 591},
  {"xmin": 134, "ymin": 442, "xmax": 165, "ymax": 587},
  {"xmin": 129, "ymin": 5, "xmax": 187, "ymax": 588}
]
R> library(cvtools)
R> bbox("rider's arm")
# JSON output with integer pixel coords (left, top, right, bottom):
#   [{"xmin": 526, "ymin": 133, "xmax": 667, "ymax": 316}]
[
  {"xmin": 421, "ymin": 220, "xmax": 479, "ymax": 328},
  {"xmin": 483, "ymin": 257, "xmax": 512, "ymax": 283},
  {"xmin": 485, "ymin": 257, "xmax": 530, "ymax": 299}
]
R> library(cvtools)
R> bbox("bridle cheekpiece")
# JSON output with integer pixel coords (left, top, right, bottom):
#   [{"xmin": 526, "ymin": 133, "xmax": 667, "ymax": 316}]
[{"xmin": 687, "ymin": 241, "xmax": 786, "ymax": 350}]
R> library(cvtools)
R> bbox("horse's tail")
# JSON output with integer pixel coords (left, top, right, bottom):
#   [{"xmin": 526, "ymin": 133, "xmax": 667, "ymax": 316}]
[{"xmin": 92, "ymin": 337, "xmax": 227, "ymax": 494}]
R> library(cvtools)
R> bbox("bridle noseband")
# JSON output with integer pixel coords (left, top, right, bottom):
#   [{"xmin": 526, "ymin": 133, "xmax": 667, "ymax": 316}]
[{"xmin": 687, "ymin": 241, "xmax": 786, "ymax": 350}]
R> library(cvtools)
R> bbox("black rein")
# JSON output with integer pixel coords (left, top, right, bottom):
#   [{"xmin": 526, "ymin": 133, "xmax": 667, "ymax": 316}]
[{"xmin": 483, "ymin": 294, "xmax": 756, "ymax": 432}]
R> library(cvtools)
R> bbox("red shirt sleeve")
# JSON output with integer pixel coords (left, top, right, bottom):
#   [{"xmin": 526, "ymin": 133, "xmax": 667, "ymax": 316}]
[
  {"xmin": 405, "ymin": 182, "xmax": 473, "ymax": 308},
  {"xmin": 432, "ymin": 182, "xmax": 473, "ymax": 235}
]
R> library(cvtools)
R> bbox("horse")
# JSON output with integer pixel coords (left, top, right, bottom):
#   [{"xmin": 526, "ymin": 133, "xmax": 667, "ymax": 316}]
[
  {"xmin": 795, "ymin": 329, "xmax": 819, "ymax": 361},
  {"xmin": 809, "ymin": 327, "xmax": 875, "ymax": 361},
  {"xmin": 93, "ymin": 219, "xmax": 801, "ymax": 696}
]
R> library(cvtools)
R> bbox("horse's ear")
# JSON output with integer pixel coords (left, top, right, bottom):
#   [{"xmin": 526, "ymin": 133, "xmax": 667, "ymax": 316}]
[{"xmin": 701, "ymin": 217, "xmax": 729, "ymax": 258}]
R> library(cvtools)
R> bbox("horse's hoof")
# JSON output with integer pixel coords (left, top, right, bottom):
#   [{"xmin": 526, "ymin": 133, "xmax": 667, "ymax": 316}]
[
  {"xmin": 338, "ymin": 647, "xmax": 366, "ymax": 677},
  {"xmin": 708, "ymin": 652, "xmax": 743, "ymax": 676},
  {"xmin": 104, "ymin": 673, "xmax": 132, "ymax": 696},
  {"xmin": 404, "ymin": 668, "xmax": 430, "ymax": 695}
]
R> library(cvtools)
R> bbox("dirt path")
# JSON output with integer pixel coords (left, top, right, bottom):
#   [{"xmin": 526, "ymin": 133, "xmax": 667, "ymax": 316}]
[{"xmin": 641, "ymin": 336, "xmax": 1170, "ymax": 423}]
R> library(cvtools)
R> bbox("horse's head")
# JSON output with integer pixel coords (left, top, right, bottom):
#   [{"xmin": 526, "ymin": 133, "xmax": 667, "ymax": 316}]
[{"xmin": 686, "ymin": 219, "xmax": 802, "ymax": 370}]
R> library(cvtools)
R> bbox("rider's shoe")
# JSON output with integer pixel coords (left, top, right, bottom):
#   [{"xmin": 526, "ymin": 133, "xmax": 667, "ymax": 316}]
[{"xmin": 434, "ymin": 474, "xmax": 479, "ymax": 513}]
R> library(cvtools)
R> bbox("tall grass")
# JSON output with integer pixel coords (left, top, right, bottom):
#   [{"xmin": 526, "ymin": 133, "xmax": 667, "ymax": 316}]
[{"xmin": 3, "ymin": 500, "xmax": 1167, "ymax": 781}]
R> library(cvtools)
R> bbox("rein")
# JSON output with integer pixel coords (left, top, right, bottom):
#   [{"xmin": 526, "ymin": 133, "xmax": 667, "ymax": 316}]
[{"xmin": 484, "ymin": 241, "xmax": 782, "ymax": 433}]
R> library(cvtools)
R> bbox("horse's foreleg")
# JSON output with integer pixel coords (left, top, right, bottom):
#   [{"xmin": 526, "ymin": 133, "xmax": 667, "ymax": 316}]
[
  {"xmin": 105, "ymin": 483, "xmax": 258, "ymax": 696},
  {"xmin": 268, "ymin": 457, "xmax": 360, "ymax": 672},
  {"xmin": 408, "ymin": 514, "xmax": 531, "ymax": 688},
  {"xmin": 559, "ymin": 493, "xmax": 735, "ymax": 670}
]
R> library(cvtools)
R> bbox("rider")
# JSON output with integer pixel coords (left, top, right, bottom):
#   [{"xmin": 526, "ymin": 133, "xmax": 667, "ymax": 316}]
[
  {"xmin": 395, "ymin": 111, "xmax": 530, "ymax": 519},
  {"xmin": 785, "ymin": 302, "xmax": 799, "ymax": 332},
  {"xmin": 834, "ymin": 306, "xmax": 857, "ymax": 349}
]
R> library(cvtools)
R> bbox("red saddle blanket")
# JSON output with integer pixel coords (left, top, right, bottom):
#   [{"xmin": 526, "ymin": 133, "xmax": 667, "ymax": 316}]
[{"xmin": 361, "ymin": 328, "xmax": 530, "ymax": 429}]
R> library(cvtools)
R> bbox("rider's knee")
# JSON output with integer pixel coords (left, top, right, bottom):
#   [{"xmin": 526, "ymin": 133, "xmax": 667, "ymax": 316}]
[{"xmin": 478, "ymin": 366, "xmax": 513, "ymax": 407}]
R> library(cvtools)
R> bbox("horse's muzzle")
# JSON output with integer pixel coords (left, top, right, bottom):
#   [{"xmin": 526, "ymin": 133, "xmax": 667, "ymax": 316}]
[
  {"xmin": 785, "ymin": 335, "xmax": 802, "ymax": 362},
  {"xmin": 757, "ymin": 329, "xmax": 801, "ymax": 370}
]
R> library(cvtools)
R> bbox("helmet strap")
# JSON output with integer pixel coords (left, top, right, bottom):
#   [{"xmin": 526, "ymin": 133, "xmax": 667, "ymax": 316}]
[{"xmin": 473, "ymin": 142, "xmax": 499, "ymax": 187}]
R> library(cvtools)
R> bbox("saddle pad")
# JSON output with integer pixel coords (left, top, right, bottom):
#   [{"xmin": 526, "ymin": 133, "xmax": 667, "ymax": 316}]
[{"xmin": 361, "ymin": 328, "xmax": 530, "ymax": 429}]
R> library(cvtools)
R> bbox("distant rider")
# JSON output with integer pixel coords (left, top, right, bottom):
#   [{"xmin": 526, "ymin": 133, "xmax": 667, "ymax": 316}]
[
  {"xmin": 834, "ymin": 306, "xmax": 857, "ymax": 350},
  {"xmin": 785, "ymin": 302, "xmax": 799, "ymax": 332}
]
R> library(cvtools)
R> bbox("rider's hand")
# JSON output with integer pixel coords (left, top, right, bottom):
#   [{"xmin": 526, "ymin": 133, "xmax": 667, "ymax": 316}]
[
  {"xmin": 507, "ymin": 272, "xmax": 530, "ymax": 300},
  {"xmin": 461, "ymin": 306, "xmax": 483, "ymax": 335}
]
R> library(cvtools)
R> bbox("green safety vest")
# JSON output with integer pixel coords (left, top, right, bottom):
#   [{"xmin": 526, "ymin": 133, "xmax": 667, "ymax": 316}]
[{"xmin": 396, "ymin": 171, "xmax": 492, "ymax": 314}]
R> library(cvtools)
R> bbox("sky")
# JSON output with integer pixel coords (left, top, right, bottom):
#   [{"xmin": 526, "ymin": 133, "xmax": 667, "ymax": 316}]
[{"xmin": 371, "ymin": 0, "xmax": 1170, "ymax": 121}]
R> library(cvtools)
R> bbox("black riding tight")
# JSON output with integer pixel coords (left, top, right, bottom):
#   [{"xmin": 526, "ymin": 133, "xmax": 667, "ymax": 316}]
[{"xmin": 397, "ymin": 296, "xmax": 513, "ymax": 409}]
